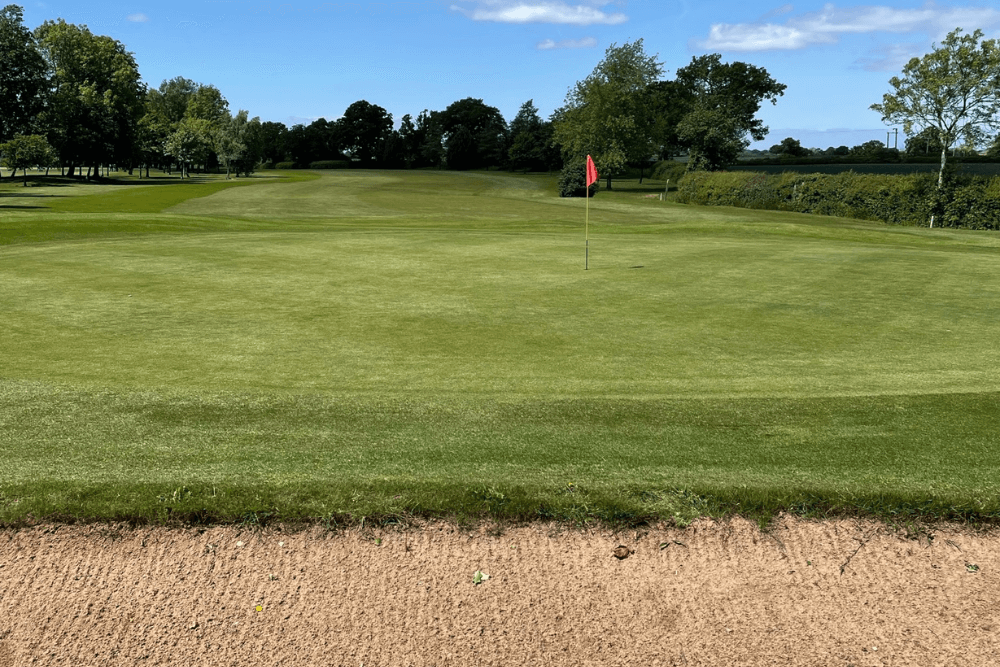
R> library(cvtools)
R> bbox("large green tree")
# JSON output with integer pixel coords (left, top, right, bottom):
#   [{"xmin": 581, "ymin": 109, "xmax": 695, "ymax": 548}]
[
  {"xmin": 905, "ymin": 126, "xmax": 946, "ymax": 156},
  {"xmin": 284, "ymin": 118, "xmax": 343, "ymax": 166},
  {"xmin": 186, "ymin": 84, "xmax": 229, "ymax": 125},
  {"xmin": 217, "ymin": 109, "xmax": 250, "ymax": 179},
  {"xmin": 34, "ymin": 19, "xmax": 145, "ymax": 178},
  {"xmin": 670, "ymin": 54, "xmax": 785, "ymax": 171},
  {"xmin": 140, "ymin": 77, "xmax": 197, "ymax": 173},
  {"xmin": 871, "ymin": 28, "xmax": 1000, "ymax": 217},
  {"xmin": 506, "ymin": 99, "xmax": 560, "ymax": 172},
  {"xmin": 439, "ymin": 98, "xmax": 507, "ymax": 170},
  {"xmin": 553, "ymin": 39, "xmax": 663, "ymax": 188},
  {"xmin": 0, "ymin": 133, "xmax": 53, "ymax": 184},
  {"xmin": 0, "ymin": 5, "xmax": 47, "ymax": 147},
  {"xmin": 185, "ymin": 83, "xmax": 229, "ymax": 170},
  {"xmin": 336, "ymin": 100, "xmax": 393, "ymax": 165},
  {"xmin": 849, "ymin": 139, "xmax": 893, "ymax": 160},
  {"xmin": 445, "ymin": 124, "xmax": 476, "ymax": 171},
  {"xmin": 643, "ymin": 79, "xmax": 690, "ymax": 160},
  {"xmin": 257, "ymin": 120, "xmax": 288, "ymax": 165},
  {"xmin": 769, "ymin": 137, "xmax": 810, "ymax": 157},
  {"xmin": 150, "ymin": 77, "xmax": 197, "ymax": 126},
  {"xmin": 164, "ymin": 117, "xmax": 213, "ymax": 178},
  {"xmin": 397, "ymin": 110, "xmax": 445, "ymax": 168},
  {"xmin": 236, "ymin": 115, "xmax": 264, "ymax": 176}
]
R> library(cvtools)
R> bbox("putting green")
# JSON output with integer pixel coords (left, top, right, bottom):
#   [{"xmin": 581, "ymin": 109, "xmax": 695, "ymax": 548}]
[{"xmin": 2, "ymin": 169, "xmax": 1000, "ymax": 523}]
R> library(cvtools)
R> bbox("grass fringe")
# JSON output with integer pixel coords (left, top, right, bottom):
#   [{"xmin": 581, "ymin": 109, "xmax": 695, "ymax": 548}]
[{"xmin": 2, "ymin": 483, "xmax": 997, "ymax": 531}]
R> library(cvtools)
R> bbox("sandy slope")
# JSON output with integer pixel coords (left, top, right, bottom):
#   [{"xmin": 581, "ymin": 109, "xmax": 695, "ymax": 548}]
[{"xmin": 0, "ymin": 517, "xmax": 997, "ymax": 666}]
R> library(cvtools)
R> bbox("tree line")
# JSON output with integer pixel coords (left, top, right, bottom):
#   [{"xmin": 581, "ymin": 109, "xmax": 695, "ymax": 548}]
[
  {"xmin": 1, "ymin": 4, "xmax": 789, "ymax": 186},
  {"xmin": 757, "ymin": 128, "xmax": 1000, "ymax": 162},
  {"xmin": 0, "ymin": 5, "xmax": 263, "ymax": 181}
]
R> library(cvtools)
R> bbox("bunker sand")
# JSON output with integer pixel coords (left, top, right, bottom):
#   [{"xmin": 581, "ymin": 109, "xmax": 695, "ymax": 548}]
[{"xmin": 1, "ymin": 517, "xmax": 997, "ymax": 666}]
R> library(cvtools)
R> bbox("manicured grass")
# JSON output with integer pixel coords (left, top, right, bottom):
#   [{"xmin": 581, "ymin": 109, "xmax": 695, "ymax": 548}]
[{"xmin": 2, "ymin": 169, "xmax": 1000, "ymax": 526}]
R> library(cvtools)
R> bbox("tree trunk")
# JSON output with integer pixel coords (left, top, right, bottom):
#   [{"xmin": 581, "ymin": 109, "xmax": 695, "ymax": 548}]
[
  {"xmin": 638, "ymin": 166, "xmax": 644, "ymax": 184},
  {"xmin": 605, "ymin": 175, "xmax": 612, "ymax": 190},
  {"xmin": 937, "ymin": 146, "xmax": 947, "ymax": 189},
  {"xmin": 67, "ymin": 164, "xmax": 75, "ymax": 177},
  {"xmin": 23, "ymin": 168, "xmax": 27, "ymax": 186},
  {"xmin": 930, "ymin": 146, "xmax": 950, "ymax": 228}
]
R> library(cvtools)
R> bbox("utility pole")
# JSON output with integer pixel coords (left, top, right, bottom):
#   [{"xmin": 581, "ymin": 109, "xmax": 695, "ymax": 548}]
[{"xmin": 893, "ymin": 128, "xmax": 898, "ymax": 150}]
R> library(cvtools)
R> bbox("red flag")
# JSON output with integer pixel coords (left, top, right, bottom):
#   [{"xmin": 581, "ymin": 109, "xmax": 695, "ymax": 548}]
[{"xmin": 586, "ymin": 155, "xmax": 599, "ymax": 187}]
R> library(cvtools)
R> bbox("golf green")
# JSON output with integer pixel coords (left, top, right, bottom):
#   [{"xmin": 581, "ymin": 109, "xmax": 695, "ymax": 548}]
[{"xmin": 2, "ymin": 170, "xmax": 998, "ymax": 524}]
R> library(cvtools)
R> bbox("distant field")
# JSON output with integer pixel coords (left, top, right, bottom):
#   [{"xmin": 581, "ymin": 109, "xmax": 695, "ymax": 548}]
[
  {"xmin": 728, "ymin": 162, "xmax": 1000, "ymax": 176},
  {"xmin": 2, "ymin": 169, "xmax": 1000, "ymax": 525}
]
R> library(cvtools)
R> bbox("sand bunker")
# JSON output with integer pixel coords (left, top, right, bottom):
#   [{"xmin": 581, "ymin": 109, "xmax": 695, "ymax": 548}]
[{"xmin": 1, "ymin": 516, "xmax": 997, "ymax": 666}]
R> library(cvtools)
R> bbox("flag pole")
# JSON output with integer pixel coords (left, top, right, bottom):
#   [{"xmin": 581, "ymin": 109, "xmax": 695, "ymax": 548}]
[
  {"xmin": 585, "ymin": 178, "xmax": 589, "ymax": 270},
  {"xmin": 585, "ymin": 155, "xmax": 597, "ymax": 271}
]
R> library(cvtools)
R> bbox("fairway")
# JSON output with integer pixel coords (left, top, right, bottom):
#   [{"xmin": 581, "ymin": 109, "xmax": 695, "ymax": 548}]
[{"xmin": 2, "ymin": 170, "xmax": 999, "ymax": 524}]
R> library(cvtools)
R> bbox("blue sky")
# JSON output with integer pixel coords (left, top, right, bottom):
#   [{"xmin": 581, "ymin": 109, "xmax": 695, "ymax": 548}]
[{"xmin": 20, "ymin": 0, "xmax": 1000, "ymax": 149}]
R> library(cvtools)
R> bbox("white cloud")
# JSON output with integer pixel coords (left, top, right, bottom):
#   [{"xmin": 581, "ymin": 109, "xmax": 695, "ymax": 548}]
[
  {"xmin": 452, "ymin": 1, "xmax": 627, "ymax": 26},
  {"xmin": 757, "ymin": 4, "xmax": 795, "ymax": 21},
  {"xmin": 854, "ymin": 41, "xmax": 923, "ymax": 71},
  {"xmin": 696, "ymin": 3, "xmax": 1000, "ymax": 52},
  {"xmin": 701, "ymin": 23, "xmax": 835, "ymax": 51},
  {"xmin": 537, "ymin": 36, "xmax": 598, "ymax": 49},
  {"xmin": 126, "ymin": 13, "xmax": 150, "ymax": 23}
]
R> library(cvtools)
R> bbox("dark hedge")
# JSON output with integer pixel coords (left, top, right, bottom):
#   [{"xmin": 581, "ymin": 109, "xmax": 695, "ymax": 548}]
[{"xmin": 676, "ymin": 170, "xmax": 1000, "ymax": 229}]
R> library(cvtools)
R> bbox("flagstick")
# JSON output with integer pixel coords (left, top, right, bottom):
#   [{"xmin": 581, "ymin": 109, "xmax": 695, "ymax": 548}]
[{"xmin": 584, "ymin": 155, "xmax": 597, "ymax": 271}]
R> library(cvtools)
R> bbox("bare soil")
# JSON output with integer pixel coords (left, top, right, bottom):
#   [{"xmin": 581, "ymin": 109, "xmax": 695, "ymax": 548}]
[{"xmin": 1, "ymin": 516, "xmax": 997, "ymax": 666}]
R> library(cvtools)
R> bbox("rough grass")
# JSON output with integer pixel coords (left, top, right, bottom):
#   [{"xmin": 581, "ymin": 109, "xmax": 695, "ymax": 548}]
[{"xmin": 2, "ymin": 169, "xmax": 1000, "ymax": 527}]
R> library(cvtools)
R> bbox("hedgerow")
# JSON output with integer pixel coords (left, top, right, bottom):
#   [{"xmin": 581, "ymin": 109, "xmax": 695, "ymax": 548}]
[
  {"xmin": 650, "ymin": 160, "xmax": 687, "ymax": 184},
  {"xmin": 676, "ymin": 170, "xmax": 1000, "ymax": 229}
]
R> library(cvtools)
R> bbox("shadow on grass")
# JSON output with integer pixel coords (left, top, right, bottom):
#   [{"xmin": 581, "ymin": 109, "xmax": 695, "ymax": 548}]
[
  {"xmin": 1, "ymin": 178, "xmax": 73, "ymax": 188},
  {"xmin": 99, "ymin": 176, "xmax": 238, "ymax": 186},
  {"xmin": 2, "ymin": 174, "xmax": 255, "ymax": 188},
  {"xmin": 0, "ymin": 193, "xmax": 67, "ymax": 198}
]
